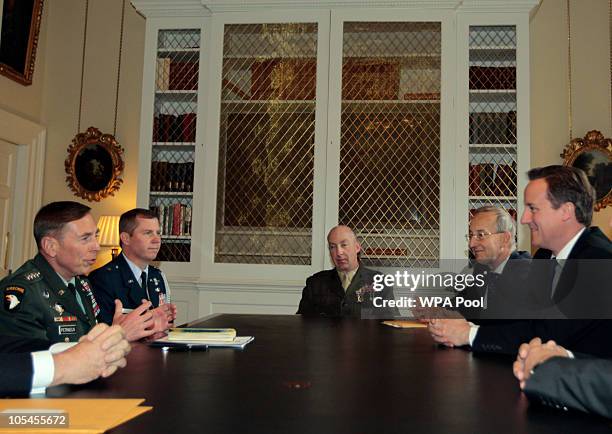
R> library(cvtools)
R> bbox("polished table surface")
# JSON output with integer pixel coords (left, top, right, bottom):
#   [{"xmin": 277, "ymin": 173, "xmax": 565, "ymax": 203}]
[{"xmin": 47, "ymin": 314, "xmax": 612, "ymax": 433}]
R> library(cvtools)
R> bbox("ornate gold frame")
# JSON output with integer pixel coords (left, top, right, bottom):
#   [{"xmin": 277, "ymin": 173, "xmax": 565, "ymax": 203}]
[
  {"xmin": 0, "ymin": 0, "xmax": 44, "ymax": 85},
  {"xmin": 561, "ymin": 130, "xmax": 612, "ymax": 211},
  {"xmin": 65, "ymin": 126, "xmax": 124, "ymax": 202}
]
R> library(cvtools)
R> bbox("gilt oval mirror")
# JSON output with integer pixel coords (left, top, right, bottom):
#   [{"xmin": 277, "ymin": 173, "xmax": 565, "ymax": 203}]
[{"xmin": 561, "ymin": 130, "xmax": 612, "ymax": 211}]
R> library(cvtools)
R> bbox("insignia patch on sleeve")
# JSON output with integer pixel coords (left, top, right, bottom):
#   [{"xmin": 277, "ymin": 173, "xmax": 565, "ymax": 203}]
[{"xmin": 3, "ymin": 286, "xmax": 25, "ymax": 311}]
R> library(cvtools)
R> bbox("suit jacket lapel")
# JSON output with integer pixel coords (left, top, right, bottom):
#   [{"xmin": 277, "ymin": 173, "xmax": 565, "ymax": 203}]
[{"xmin": 552, "ymin": 228, "xmax": 592, "ymax": 303}]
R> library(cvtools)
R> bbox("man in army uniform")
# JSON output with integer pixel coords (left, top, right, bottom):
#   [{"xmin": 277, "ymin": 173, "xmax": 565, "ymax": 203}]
[
  {"xmin": 0, "ymin": 201, "xmax": 159, "ymax": 343},
  {"xmin": 89, "ymin": 208, "xmax": 177, "ymax": 328}
]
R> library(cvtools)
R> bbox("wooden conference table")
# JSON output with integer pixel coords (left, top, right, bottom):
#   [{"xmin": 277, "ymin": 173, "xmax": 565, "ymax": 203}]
[{"xmin": 46, "ymin": 314, "xmax": 612, "ymax": 433}]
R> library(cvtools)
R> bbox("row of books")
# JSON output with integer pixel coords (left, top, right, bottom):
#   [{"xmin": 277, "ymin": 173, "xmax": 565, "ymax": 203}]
[
  {"xmin": 342, "ymin": 60, "xmax": 400, "ymax": 101},
  {"xmin": 156, "ymin": 58, "xmax": 198, "ymax": 90},
  {"xmin": 469, "ymin": 66, "xmax": 516, "ymax": 90},
  {"xmin": 470, "ymin": 111, "xmax": 516, "ymax": 144},
  {"xmin": 469, "ymin": 163, "xmax": 517, "ymax": 197},
  {"xmin": 151, "ymin": 203, "xmax": 193, "ymax": 237},
  {"xmin": 250, "ymin": 59, "xmax": 317, "ymax": 100},
  {"xmin": 150, "ymin": 162, "xmax": 194, "ymax": 192},
  {"xmin": 153, "ymin": 113, "xmax": 196, "ymax": 143}
]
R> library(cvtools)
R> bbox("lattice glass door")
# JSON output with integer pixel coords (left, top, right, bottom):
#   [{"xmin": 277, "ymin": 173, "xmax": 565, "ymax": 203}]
[
  {"xmin": 468, "ymin": 26, "xmax": 518, "ymax": 222},
  {"xmin": 339, "ymin": 22, "xmax": 441, "ymax": 268},
  {"xmin": 149, "ymin": 29, "xmax": 200, "ymax": 262},
  {"xmin": 215, "ymin": 23, "xmax": 318, "ymax": 265}
]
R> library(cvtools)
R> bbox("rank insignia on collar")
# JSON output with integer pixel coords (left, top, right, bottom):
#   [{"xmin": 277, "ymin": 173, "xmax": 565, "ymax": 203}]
[
  {"xmin": 42, "ymin": 289, "xmax": 50, "ymax": 299},
  {"xmin": 53, "ymin": 303, "xmax": 65, "ymax": 315}
]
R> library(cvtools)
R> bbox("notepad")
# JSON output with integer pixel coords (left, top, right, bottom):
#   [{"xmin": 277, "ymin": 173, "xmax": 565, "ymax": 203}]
[
  {"xmin": 382, "ymin": 320, "xmax": 428, "ymax": 329},
  {"xmin": 167, "ymin": 328, "xmax": 236, "ymax": 342}
]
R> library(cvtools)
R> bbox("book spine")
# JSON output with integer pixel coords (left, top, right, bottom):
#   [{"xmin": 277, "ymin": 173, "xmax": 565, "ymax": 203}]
[
  {"xmin": 159, "ymin": 204, "xmax": 166, "ymax": 235},
  {"xmin": 156, "ymin": 58, "xmax": 170, "ymax": 91},
  {"xmin": 185, "ymin": 206, "xmax": 192, "ymax": 236},
  {"xmin": 172, "ymin": 203, "xmax": 181, "ymax": 236}
]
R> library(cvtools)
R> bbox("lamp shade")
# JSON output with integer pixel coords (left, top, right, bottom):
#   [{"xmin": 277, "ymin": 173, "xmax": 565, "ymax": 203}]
[{"xmin": 97, "ymin": 215, "xmax": 120, "ymax": 247}]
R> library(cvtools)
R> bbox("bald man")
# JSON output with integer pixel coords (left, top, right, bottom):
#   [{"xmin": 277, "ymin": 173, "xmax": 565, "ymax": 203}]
[{"xmin": 297, "ymin": 225, "xmax": 398, "ymax": 318}]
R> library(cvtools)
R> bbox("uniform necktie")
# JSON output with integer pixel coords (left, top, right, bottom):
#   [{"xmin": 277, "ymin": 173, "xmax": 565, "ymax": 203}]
[
  {"xmin": 341, "ymin": 273, "xmax": 352, "ymax": 291},
  {"xmin": 141, "ymin": 271, "xmax": 151, "ymax": 301},
  {"xmin": 67, "ymin": 283, "xmax": 86, "ymax": 314}
]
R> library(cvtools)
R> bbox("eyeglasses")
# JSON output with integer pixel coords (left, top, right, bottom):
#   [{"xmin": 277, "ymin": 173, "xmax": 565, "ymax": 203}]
[{"xmin": 465, "ymin": 231, "xmax": 503, "ymax": 241}]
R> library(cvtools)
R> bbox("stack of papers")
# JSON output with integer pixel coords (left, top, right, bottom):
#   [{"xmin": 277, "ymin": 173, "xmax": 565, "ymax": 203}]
[
  {"xmin": 152, "ymin": 335, "xmax": 254, "ymax": 349},
  {"xmin": 0, "ymin": 399, "xmax": 151, "ymax": 433}
]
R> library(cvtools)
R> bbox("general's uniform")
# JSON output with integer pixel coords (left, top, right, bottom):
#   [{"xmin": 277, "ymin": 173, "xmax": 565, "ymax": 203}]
[
  {"xmin": 297, "ymin": 266, "xmax": 398, "ymax": 318},
  {"xmin": 0, "ymin": 254, "xmax": 98, "ymax": 343},
  {"xmin": 89, "ymin": 253, "xmax": 169, "ymax": 325}
]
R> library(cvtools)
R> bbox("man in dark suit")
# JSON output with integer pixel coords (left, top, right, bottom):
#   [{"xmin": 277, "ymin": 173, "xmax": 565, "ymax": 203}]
[
  {"xmin": 457, "ymin": 206, "xmax": 531, "ymax": 320},
  {"xmin": 89, "ymin": 209, "xmax": 177, "ymax": 331},
  {"xmin": 427, "ymin": 206, "xmax": 531, "ymax": 345},
  {"xmin": 513, "ymin": 337, "xmax": 612, "ymax": 418},
  {"xmin": 427, "ymin": 166, "xmax": 612, "ymax": 357},
  {"xmin": 0, "ymin": 323, "xmax": 130, "ymax": 396},
  {"xmin": 297, "ymin": 225, "xmax": 398, "ymax": 318}
]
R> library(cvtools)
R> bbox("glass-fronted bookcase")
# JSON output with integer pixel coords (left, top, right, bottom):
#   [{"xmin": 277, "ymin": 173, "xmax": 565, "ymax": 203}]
[{"xmin": 133, "ymin": 2, "xmax": 537, "ymax": 302}]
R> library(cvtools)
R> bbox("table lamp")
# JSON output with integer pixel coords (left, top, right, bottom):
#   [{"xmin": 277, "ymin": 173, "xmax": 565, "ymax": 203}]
[{"xmin": 97, "ymin": 215, "xmax": 120, "ymax": 259}]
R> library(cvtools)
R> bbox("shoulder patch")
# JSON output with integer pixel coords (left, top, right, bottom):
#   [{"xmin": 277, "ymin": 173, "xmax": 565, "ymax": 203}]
[
  {"xmin": 4, "ymin": 286, "xmax": 25, "ymax": 311},
  {"xmin": 5, "ymin": 286, "xmax": 24, "ymax": 294}
]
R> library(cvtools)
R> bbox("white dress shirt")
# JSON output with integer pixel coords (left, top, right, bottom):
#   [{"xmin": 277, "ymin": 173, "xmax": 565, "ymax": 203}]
[{"xmin": 30, "ymin": 342, "xmax": 77, "ymax": 394}]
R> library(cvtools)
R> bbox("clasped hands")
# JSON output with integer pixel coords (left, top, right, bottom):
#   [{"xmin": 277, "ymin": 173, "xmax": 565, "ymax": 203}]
[
  {"xmin": 513, "ymin": 337, "xmax": 569, "ymax": 389},
  {"xmin": 112, "ymin": 299, "xmax": 177, "ymax": 341},
  {"xmin": 52, "ymin": 323, "xmax": 130, "ymax": 386},
  {"xmin": 414, "ymin": 307, "xmax": 471, "ymax": 348}
]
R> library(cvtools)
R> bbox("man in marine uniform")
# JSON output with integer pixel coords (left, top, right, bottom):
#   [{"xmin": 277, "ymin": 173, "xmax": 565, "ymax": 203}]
[{"xmin": 297, "ymin": 225, "xmax": 398, "ymax": 318}]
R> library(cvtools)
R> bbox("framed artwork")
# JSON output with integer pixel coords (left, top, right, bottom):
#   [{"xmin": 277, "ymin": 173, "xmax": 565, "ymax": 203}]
[
  {"xmin": 65, "ymin": 127, "xmax": 124, "ymax": 202},
  {"xmin": 562, "ymin": 130, "xmax": 612, "ymax": 211},
  {"xmin": 0, "ymin": 0, "xmax": 44, "ymax": 85}
]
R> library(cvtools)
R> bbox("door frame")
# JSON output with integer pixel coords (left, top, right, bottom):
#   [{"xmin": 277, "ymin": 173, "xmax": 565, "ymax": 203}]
[{"xmin": 0, "ymin": 108, "xmax": 46, "ymax": 268}]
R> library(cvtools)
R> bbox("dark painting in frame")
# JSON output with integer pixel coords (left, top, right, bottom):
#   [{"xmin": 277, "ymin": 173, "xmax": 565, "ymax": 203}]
[
  {"xmin": 65, "ymin": 127, "xmax": 125, "ymax": 202},
  {"xmin": 0, "ymin": 0, "xmax": 44, "ymax": 85}
]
